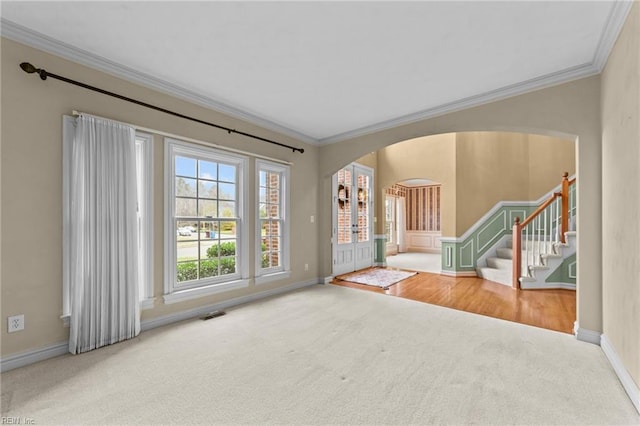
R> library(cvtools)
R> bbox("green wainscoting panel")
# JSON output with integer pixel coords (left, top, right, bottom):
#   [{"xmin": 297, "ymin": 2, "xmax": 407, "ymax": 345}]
[
  {"xmin": 441, "ymin": 242, "xmax": 456, "ymax": 272},
  {"xmin": 441, "ymin": 204, "xmax": 536, "ymax": 273},
  {"xmin": 374, "ymin": 235, "xmax": 386, "ymax": 264},
  {"xmin": 546, "ymin": 253, "xmax": 577, "ymax": 284}
]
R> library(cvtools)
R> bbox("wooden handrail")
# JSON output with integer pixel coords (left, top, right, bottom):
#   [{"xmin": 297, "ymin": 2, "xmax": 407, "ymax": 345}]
[
  {"xmin": 512, "ymin": 172, "xmax": 575, "ymax": 289},
  {"xmin": 512, "ymin": 217, "xmax": 522, "ymax": 290},
  {"xmin": 519, "ymin": 192, "xmax": 561, "ymax": 228}
]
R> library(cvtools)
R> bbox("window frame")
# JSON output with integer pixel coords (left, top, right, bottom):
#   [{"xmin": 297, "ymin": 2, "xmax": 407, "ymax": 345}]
[
  {"xmin": 135, "ymin": 133, "xmax": 155, "ymax": 309},
  {"xmin": 163, "ymin": 138, "xmax": 249, "ymax": 303},
  {"xmin": 255, "ymin": 159, "xmax": 290, "ymax": 285}
]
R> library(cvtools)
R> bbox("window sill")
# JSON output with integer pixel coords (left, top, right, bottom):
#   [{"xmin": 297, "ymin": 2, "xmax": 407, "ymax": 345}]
[
  {"xmin": 163, "ymin": 279, "xmax": 250, "ymax": 304},
  {"xmin": 255, "ymin": 270, "xmax": 291, "ymax": 285}
]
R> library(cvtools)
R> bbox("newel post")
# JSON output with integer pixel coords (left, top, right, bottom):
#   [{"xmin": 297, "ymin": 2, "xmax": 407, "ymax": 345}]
[
  {"xmin": 560, "ymin": 172, "xmax": 569, "ymax": 243},
  {"xmin": 512, "ymin": 216, "xmax": 522, "ymax": 290}
]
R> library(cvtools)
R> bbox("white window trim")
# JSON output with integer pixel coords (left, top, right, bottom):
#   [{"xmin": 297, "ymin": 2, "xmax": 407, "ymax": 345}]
[
  {"xmin": 62, "ymin": 116, "xmax": 74, "ymax": 318},
  {"xmin": 62, "ymin": 116, "xmax": 154, "ymax": 321},
  {"xmin": 136, "ymin": 133, "xmax": 155, "ymax": 310},
  {"xmin": 255, "ymin": 159, "xmax": 290, "ymax": 284},
  {"xmin": 163, "ymin": 138, "xmax": 249, "ymax": 300}
]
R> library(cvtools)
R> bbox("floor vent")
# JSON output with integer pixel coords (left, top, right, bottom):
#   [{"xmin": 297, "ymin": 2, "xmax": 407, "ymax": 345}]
[{"xmin": 200, "ymin": 311, "xmax": 226, "ymax": 320}]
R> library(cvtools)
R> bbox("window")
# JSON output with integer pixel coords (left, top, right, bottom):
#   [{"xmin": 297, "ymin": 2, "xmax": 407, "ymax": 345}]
[
  {"xmin": 164, "ymin": 138, "xmax": 248, "ymax": 302},
  {"xmin": 255, "ymin": 160, "xmax": 290, "ymax": 284},
  {"xmin": 62, "ymin": 117, "xmax": 153, "ymax": 318}
]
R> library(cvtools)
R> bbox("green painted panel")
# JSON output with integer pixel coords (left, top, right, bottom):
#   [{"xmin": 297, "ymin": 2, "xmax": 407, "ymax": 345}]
[
  {"xmin": 546, "ymin": 253, "xmax": 576, "ymax": 284},
  {"xmin": 374, "ymin": 235, "xmax": 386, "ymax": 263},
  {"xmin": 476, "ymin": 210, "xmax": 508, "ymax": 253},
  {"xmin": 441, "ymin": 242, "xmax": 456, "ymax": 271},
  {"xmin": 459, "ymin": 240, "xmax": 474, "ymax": 270}
]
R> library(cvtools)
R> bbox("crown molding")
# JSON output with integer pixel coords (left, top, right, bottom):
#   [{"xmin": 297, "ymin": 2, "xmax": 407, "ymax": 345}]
[
  {"xmin": 2, "ymin": 0, "xmax": 631, "ymax": 147},
  {"xmin": 593, "ymin": 0, "xmax": 634, "ymax": 72},
  {"xmin": 318, "ymin": 61, "xmax": 599, "ymax": 145},
  {"xmin": 0, "ymin": 19, "xmax": 319, "ymax": 145}
]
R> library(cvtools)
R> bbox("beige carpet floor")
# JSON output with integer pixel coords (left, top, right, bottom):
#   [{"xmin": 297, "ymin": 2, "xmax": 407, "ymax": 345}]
[{"xmin": 2, "ymin": 284, "xmax": 638, "ymax": 425}]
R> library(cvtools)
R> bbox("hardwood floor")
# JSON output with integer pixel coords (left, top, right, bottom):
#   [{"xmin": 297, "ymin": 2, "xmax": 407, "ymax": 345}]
[{"xmin": 332, "ymin": 268, "xmax": 576, "ymax": 334}]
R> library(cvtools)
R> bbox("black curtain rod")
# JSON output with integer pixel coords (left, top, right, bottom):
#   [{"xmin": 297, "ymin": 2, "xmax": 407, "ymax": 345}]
[{"xmin": 19, "ymin": 62, "xmax": 304, "ymax": 154}]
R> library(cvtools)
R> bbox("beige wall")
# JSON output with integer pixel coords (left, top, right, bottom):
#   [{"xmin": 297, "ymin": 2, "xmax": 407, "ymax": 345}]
[
  {"xmin": 319, "ymin": 74, "xmax": 601, "ymax": 334},
  {"xmin": 527, "ymin": 134, "xmax": 576, "ymax": 199},
  {"xmin": 370, "ymin": 132, "xmax": 574, "ymax": 237},
  {"xmin": 376, "ymin": 133, "xmax": 457, "ymax": 235},
  {"xmin": 602, "ymin": 3, "xmax": 640, "ymax": 388},
  {"xmin": 455, "ymin": 132, "xmax": 575, "ymax": 235},
  {"xmin": 0, "ymin": 38, "xmax": 320, "ymax": 357}
]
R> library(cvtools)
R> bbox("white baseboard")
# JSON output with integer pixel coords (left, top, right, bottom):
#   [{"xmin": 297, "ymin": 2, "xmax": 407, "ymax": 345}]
[
  {"xmin": 440, "ymin": 270, "xmax": 477, "ymax": 277},
  {"xmin": 521, "ymin": 282, "xmax": 576, "ymax": 290},
  {"xmin": 373, "ymin": 262, "xmax": 387, "ymax": 267},
  {"xmin": 601, "ymin": 334, "xmax": 640, "ymax": 414},
  {"xmin": 141, "ymin": 278, "xmax": 321, "ymax": 332},
  {"xmin": 1, "ymin": 341, "xmax": 69, "ymax": 373},
  {"xmin": 0, "ymin": 278, "xmax": 322, "ymax": 373},
  {"xmin": 573, "ymin": 323, "xmax": 601, "ymax": 345},
  {"xmin": 324, "ymin": 276, "xmax": 334, "ymax": 284}
]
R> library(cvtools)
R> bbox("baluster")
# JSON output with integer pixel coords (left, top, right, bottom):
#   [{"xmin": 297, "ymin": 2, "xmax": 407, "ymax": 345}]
[
  {"xmin": 554, "ymin": 198, "xmax": 560, "ymax": 244},
  {"xmin": 561, "ymin": 172, "xmax": 569, "ymax": 243},
  {"xmin": 537, "ymin": 215, "xmax": 541, "ymax": 265},
  {"xmin": 524, "ymin": 224, "xmax": 529, "ymax": 276},
  {"xmin": 544, "ymin": 208, "xmax": 548, "ymax": 256}
]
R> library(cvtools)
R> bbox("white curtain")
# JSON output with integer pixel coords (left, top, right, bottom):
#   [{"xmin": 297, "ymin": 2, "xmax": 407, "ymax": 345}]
[
  {"xmin": 69, "ymin": 115, "xmax": 140, "ymax": 354},
  {"xmin": 398, "ymin": 197, "xmax": 407, "ymax": 253}
]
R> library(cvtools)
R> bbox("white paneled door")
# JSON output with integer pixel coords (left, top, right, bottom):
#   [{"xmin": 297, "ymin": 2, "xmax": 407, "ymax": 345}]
[{"xmin": 332, "ymin": 164, "xmax": 374, "ymax": 276}]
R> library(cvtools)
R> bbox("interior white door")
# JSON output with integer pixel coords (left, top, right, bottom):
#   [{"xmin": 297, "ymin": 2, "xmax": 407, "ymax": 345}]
[{"xmin": 333, "ymin": 164, "xmax": 374, "ymax": 275}]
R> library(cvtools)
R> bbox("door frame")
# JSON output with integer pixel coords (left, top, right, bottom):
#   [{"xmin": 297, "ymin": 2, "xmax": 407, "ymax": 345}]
[{"xmin": 332, "ymin": 163, "xmax": 374, "ymax": 276}]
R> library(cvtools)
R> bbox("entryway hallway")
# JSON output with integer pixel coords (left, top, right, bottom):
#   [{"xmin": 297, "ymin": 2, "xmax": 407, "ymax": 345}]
[
  {"xmin": 385, "ymin": 252, "xmax": 441, "ymax": 274},
  {"xmin": 333, "ymin": 269, "xmax": 576, "ymax": 334}
]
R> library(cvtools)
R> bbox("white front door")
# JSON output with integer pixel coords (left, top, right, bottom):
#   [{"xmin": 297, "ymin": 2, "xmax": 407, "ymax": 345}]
[{"xmin": 333, "ymin": 164, "xmax": 374, "ymax": 276}]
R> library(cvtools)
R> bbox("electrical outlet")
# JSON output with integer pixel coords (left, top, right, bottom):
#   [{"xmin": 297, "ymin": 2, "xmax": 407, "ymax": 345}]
[
  {"xmin": 8, "ymin": 314, "xmax": 24, "ymax": 333},
  {"xmin": 310, "ymin": 215, "xmax": 315, "ymax": 223},
  {"xmin": 304, "ymin": 263, "xmax": 309, "ymax": 271}
]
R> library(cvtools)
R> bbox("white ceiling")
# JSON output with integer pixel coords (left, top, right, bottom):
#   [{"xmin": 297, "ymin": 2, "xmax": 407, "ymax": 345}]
[{"xmin": 0, "ymin": 1, "xmax": 631, "ymax": 145}]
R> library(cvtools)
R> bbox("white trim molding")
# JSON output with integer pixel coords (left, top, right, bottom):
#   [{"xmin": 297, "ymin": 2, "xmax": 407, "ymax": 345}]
[
  {"xmin": 163, "ymin": 279, "xmax": 251, "ymax": 305},
  {"xmin": 440, "ymin": 270, "xmax": 477, "ymax": 278},
  {"xmin": 1, "ymin": 342, "xmax": 69, "ymax": 373},
  {"xmin": 0, "ymin": 19, "xmax": 318, "ymax": 146},
  {"xmin": 573, "ymin": 322, "xmax": 602, "ymax": 345},
  {"xmin": 601, "ymin": 334, "xmax": 640, "ymax": 414},
  {"xmin": 318, "ymin": 65, "xmax": 598, "ymax": 144},
  {"xmin": 593, "ymin": 1, "xmax": 634, "ymax": 72},
  {"xmin": 324, "ymin": 276, "xmax": 334, "ymax": 284},
  {"xmin": 1, "ymin": 2, "xmax": 630, "ymax": 147}
]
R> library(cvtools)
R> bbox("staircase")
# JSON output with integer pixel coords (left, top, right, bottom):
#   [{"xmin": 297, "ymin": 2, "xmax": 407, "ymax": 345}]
[
  {"xmin": 477, "ymin": 243, "xmax": 513, "ymax": 285},
  {"xmin": 477, "ymin": 172, "xmax": 576, "ymax": 290},
  {"xmin": 477, "ymin": 232, "xmax": 576, "ymax": 289}
]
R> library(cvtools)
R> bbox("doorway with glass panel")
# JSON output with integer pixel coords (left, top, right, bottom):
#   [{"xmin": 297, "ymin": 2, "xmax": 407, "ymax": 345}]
[{"xmin": 332, "ymin": 163, "xmax": 374, "ymax": 276}]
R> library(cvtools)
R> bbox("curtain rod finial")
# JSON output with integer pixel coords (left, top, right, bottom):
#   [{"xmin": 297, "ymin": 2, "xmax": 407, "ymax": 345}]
[
  {"xmin": 20, "ymin": 62, "xmax": 38, "ymax": 73},
  {"xmin": 20, "ymin": 62, "xmax": 48, "ymax": 80}
]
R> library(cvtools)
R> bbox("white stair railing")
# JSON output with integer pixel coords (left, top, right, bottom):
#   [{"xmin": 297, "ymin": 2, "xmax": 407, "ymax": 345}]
[{"xmin": 512, "ymin": 173, "xmax": 576, "ymax": 288}]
